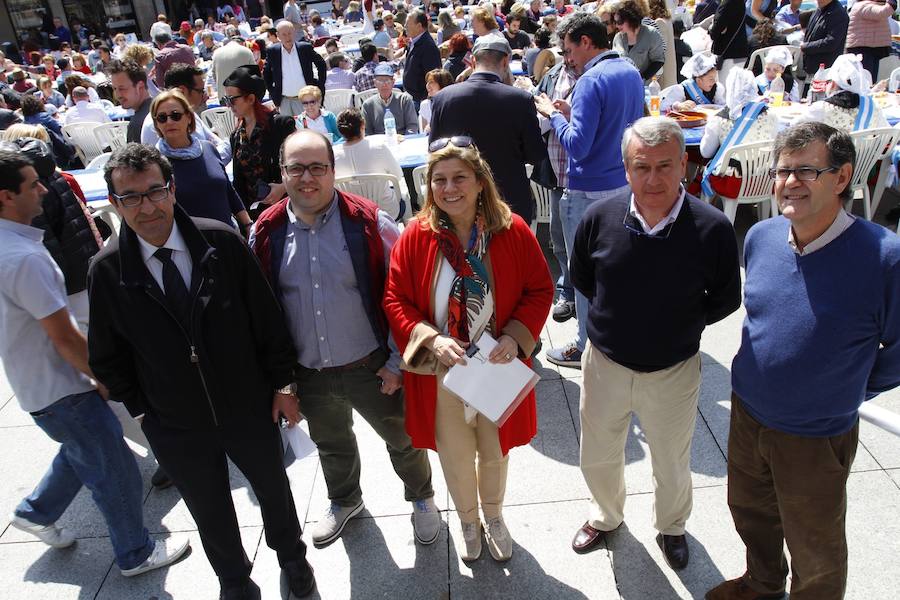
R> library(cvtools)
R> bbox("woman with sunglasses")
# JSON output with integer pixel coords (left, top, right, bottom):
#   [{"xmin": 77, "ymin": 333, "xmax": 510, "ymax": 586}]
[
  {"xmin": 222, "ymin": 65, "xmax": 296, "ymax": 217},
  {"xmin": 383, "ymin": 137, "xmax": 553, "ymax": 563},
  {"xmin": 151, "ymin": 89, "xmax": 252, "ymax": 232},
  {"xmin": 296, "ymin": 85, "xmax": 342, "ymax": 142},
  {"xmin": 611, "ymin": 0, "xmax": 666, "ymax": 84}
]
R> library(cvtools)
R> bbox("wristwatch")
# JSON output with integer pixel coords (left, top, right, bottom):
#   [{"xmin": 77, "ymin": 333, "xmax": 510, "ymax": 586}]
[{"xmin": 275, "ymin": 382, "xmax": 297, "ymax": 395}]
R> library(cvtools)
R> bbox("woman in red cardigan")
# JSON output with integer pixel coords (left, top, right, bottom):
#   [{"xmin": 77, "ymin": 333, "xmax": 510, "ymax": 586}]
[{"xmin": 383, "ymin": 138, "xmax": 553, "ymax": 564}]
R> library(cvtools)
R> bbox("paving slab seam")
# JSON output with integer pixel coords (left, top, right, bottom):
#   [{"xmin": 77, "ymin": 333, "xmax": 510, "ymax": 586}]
[
  {"xmin": 858, "ymin": 439, "xmax": 891, "ymax": 472},
  {"xmin": 92, "ymin": 560, "xmax": 116, "ymax": 600},
  {"xmin": 0, "ymin": 424, "xmax": 38, "ymax": 430},
  {"xmin": 696, "ymin": 408, "xmax": 728, "ymax": 462}
]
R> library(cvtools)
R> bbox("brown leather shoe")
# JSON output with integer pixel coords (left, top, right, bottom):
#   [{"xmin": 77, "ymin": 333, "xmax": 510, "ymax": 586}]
[
  {"xmin": 660, "ymin": 534, "xmax": 689, "ymax": 570},
  {"xmin": 572, "ymin": 521, "xmax": 613, "ymax": 554},
  {"xmin": 705, "ymin": 577, "xmax": 785, "ymax": 600}
]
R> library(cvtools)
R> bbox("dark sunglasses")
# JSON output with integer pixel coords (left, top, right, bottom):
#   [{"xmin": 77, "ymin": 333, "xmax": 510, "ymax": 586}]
[
  {"xmin": 428, "ymin": 135, "xmax": 476, "ymax": 153},
  {"xmin": 614, "ymin": 17, "xmax": 625, "ymax": 24},
  {"xmin": 221, "ymin": 93, "xmax": 248, "ymax": 105},
  {"xmin": 154, "ymin": 110, "xmax": 184, "ymax": 123}
]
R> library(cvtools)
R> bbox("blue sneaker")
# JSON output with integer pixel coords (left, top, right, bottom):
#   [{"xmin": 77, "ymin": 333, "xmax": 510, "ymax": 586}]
[{"xmin": 546, "ymin": 344, "xmax": 583, "ymax": 369}]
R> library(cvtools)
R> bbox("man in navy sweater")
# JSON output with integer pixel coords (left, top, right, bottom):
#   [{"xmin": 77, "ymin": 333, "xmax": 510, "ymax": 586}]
[
  {"xmin": 569, "ymin": 117, "xmax": 741, "ymax": 567},
  {"xmin": 707, "ymin": 124, "xmax": 900, "ymax": 600},
  {"xmin": 535, "ymin": 13, "xmax": 645, "ymax": 368}
]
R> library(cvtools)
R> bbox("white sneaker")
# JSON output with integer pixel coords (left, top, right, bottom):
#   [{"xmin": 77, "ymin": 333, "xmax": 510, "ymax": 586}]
[
  {"xmin": 485, "ymin": 515, "xmax": 513, "ymax": 562},
  {"xmin": 120, "ymin": 537, "xmax": 190, "ymax": 577},
  {"xmin": 311, "ymin": 500, "xmax": 364, "ymax": 547},
  {"xmin": 9, "ymin": 514, "xmax": 75, "ymax": 548},
  {"xmin": 456, "ymin": 520, "xmax": 482, "ymax": 561},
  {"xmin": 412, "ymin": 498, "xmax": 440, "ymax": 545}
]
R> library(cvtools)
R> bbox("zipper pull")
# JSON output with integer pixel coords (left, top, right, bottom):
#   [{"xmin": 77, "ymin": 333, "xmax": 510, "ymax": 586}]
[{"xmin": 190, "ymin": 346, "xmax": 199, "ymax": 364}]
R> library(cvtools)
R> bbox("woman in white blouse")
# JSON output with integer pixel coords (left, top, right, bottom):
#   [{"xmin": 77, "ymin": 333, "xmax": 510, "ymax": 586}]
[{"xmin": 333, "ymin": 108, "xmax": 410, "ymax": 221}]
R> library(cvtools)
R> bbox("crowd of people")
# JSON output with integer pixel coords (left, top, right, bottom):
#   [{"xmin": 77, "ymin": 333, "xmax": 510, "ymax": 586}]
[{"xmin": 0, "ymin": 1, "xmax": 899, "ymax": 600}]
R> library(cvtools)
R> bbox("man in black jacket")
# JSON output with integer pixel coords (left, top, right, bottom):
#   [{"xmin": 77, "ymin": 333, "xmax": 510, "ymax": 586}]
[
  {"xmin": 263, "ymin": 20, "xmax": 327, "ymax": 117},
  {"xmin": 87, "ymin": 144, "xmax": 315, "ymax": 600},
  {"xmin": 801, "ymin": 0, "xmax": 849, "ymax": 74},
  {"xmin": 429, "ymin": 34, "xmax": 547, "ymax": 222},
  {"xmin": 709, "ymin": 0, "xmax": 749, "ymax": 82},
  {"xmin": 402, "ymin": 10, "xmax": 442, "ymax": 106}
]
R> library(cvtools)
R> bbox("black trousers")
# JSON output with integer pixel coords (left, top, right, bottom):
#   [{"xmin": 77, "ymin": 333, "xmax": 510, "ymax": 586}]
[{"xmin": 143, "ymin": 414, "xmax": 306, "ymax": 587}]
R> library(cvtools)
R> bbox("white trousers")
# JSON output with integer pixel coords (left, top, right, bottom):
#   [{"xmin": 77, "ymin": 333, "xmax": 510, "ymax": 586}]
[{"xmin": 580, "ymin": 343, "xmax": 700, "ymax": 535}]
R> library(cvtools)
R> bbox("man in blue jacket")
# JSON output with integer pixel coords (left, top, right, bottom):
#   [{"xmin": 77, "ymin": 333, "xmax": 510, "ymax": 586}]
[
  {"xmin": 707, "ymin": 123, "xmax": 900, "ymax": 600},
  {"xmin": 535, "ymin": 12, "xmax": 644, "ymax": 368},
  {"xmin": 430, "ymin": 34, "xmax": 546, "ymax": 222}
]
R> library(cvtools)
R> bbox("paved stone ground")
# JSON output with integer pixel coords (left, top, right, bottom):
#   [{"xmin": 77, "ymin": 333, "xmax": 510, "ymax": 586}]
[{"xmin": 0, "ymin": 205, "xmax": 898, "ymax": 599}]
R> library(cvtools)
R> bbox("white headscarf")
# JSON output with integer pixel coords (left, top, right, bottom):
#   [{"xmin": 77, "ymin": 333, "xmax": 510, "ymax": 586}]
[
  {"xmin": 829, "ymin": 54, "xmax": 870, "ymax": 96},
  {"xmin": 680, "ymin": 52, "xmax": 717, "ymax": 80},
  {"xmin": 764, "ymin": 47, "xmax": 793, "ymax": 69},
  {"xmin": 725, "ymin": 68, "xmax": 761, "ymax": 119}
]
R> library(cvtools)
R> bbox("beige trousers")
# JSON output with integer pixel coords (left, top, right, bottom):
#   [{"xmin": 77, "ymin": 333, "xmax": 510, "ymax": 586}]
[
  {"xmin": 435, "ymin": 376, "xmax": 509, "ymax": 524},
  {"xmin": 580, "ymin": 343, "xmax": 701, "ymax": 535}
]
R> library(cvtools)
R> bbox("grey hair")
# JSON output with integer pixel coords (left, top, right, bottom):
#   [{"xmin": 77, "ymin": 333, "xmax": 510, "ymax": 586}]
[
  {"xmin": 772, "ymin": 122, "xmax": 856, "ymax": 202},
  {"xmin": 621, "ymin": 117, "xmax": 686, "ymax": 163},
  {"xmin": 153, "ymin": 31, "xmax": 172, "ymax": 45}
]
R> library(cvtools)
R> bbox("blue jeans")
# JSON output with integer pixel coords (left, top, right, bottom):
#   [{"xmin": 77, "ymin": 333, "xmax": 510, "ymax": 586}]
[
  {"xmin": 550, "ymin": 187, "xmax": 574, "ymax": 302},
  {"xmin": 560, "ymin": 185, "xmax": 630, "ymax": 352},
  {"xmin": 16, "ymin": 391, "xmax": 153, "ymax": 570}
]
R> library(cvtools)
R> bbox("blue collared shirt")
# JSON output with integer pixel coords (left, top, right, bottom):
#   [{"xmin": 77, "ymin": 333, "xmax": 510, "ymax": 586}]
[{"xmin": 279, "ymin": 194, "xmax": 402, "ymax": 372}]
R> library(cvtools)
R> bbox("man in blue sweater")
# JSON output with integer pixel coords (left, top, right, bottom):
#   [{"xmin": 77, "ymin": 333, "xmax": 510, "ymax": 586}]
[
  {"xmin": 707, "ymin": 123, "xmax": 900, "ymax": 600},
  {"xmin": 568, "ymin": 117, "xmax": 741, "ymax": 566},
  {"xmin": 535, "ymin": 12, "xmax": 645, "ymax": 368}
]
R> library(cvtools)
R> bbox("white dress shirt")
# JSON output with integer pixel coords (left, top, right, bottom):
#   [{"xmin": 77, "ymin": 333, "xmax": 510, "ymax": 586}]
[
  {"xmin": 137, "ymin": 224, "xmax": 193, "ymax": 293},
  {"xmin": 629, "ymin": 187, "xmax": 686, "ymax": 235},
  {"xmin": 281, "ymin": 44, "xmax": 307, "ymax": 98},
  {"xmin": 64, "ymin": 100, "xmax": 111, "ymax": 125},
  {"xmin": 788, "ymin": 209, "xmax": 855, "ymax": 256}
]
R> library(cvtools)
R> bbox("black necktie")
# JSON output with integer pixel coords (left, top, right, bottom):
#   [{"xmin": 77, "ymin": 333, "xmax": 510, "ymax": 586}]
[{"xmin": 154, "ymin": 248, "xmax": 191, "ymax": 328}]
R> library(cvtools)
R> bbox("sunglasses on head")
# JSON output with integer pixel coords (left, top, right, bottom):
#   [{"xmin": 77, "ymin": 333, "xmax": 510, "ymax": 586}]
[
  {"xmin": 428, "ymin": 135, "xmax": 475, "ymax": 153},
  {"xmin": 154, "ymin": 110, "xmax": 184, "ymax": 123}
]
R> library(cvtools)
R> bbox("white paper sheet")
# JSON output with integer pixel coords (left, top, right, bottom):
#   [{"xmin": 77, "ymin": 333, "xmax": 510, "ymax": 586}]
[
  {"xmin": 281, "ymin": 420, "xmax": 317, "ymax": 465},
  {"xmin": 442, "ymin": 332, "xmax": 540, "ymax": 426}
]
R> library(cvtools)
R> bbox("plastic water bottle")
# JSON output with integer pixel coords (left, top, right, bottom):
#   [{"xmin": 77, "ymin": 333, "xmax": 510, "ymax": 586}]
[
  {"xmin": 808, "ymin": 63, "xmax": 827, "ymax": 103},
  {"xmin": 648, "ymin": 77, "xmax": 661, "ymax": 117},
  {"xmin": 384, "ymin": 108, "xmax": 397, "ymax": 145},
  {"xmin": 769, "ymin": 73, "xmax": 785, "ymax": 107}
]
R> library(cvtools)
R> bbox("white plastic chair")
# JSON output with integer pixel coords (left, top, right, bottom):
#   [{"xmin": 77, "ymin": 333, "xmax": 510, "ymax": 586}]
[
  {"xmin": 93, "ymin": 121, "xmax": 128, "ymax": 153},
  {"xmin": 888, "ymin": 66, "xmax": 900, "ymax": 93},
  {"xmin": 324, "ymin": 88, "xmax": 355, "ymax": 115},
  {"xmin": 200, "ymin": 107, "xmax": 237, "ymax": 139},
  {"xmin": 746, "ymin": 45, "xmax": 802, "ymax": 74},
  {"xmin": 335, "ymin": 173, "xmax": 411, "ymax": 222},
  {"xmin": 62, "ymin": 122, "xmax": 105, "ymax": 167},
  {"xmin": 353, "ymin": 88, "xmax": 379, "ymax": 109},
  {"xmin": 702, "ymin": 139, "xmax": 777, "ymax": 224},
  {"xmin": 847, "ymin": 127, "xmax": 900, "ymax": 220},
  {"xmin": 91, "ymin": 201, "xmax": 121, "ymax": 245},
  {"xmin": 87, "ymin": 152, "xmax": 112, "ymax": 170},
  {"xmin": 411, "ymin": 165, "xmax": 428, "ymax": 200},
  {"xmin": 530, "ymin": 181, "xmax": 552, "ymax": 233}
]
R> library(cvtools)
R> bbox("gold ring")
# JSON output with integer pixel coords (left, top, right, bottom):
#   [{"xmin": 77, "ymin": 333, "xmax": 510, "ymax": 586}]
[{"xmin": 505, "ymin": 353, "xmax": 512, "ymax": 360}]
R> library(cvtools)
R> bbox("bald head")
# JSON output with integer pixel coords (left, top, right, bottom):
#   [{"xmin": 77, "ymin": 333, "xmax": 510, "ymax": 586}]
[{"xmin": 276, "ymin": 21, "xmax": 296, "ymax": 47}]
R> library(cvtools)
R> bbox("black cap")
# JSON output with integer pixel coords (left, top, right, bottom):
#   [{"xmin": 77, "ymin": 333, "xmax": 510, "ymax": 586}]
[{"xmin": 223, "ymin": 64, "xmax": 266, "ymax": 98}]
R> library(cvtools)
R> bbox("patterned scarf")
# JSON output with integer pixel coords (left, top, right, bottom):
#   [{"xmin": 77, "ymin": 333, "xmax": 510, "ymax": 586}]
[{"xmin": 435, "ymin": 214, "xmax": 494, "ymax": 343}]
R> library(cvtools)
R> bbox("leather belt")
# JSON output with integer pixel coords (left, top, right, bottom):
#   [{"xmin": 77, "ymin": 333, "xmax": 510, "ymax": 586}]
[{"xmin": 298, "ymin": 350, "xmax": 383, "ymax": 373}]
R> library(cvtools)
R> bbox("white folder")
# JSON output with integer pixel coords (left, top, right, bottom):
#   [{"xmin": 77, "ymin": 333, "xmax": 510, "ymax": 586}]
[{"xmin": 442, "ymin": 332, "xmax": 540, "ymax": 427}]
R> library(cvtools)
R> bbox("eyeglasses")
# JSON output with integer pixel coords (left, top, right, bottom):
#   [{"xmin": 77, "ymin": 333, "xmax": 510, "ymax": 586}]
[
  {"xmin": 153, "ymin": 110, "xmax": 184, "ymax": 123},
  {"xmin": 111, "ymin": 181, "xmax": 172, "ymax": 208},
  {"xmin": 428, "ymin": 135, "xmax": 475, "ymax": 153},
  {"xmin": 767, "ymin": 166, "xmax": 838, "ymax": 181},
  {"xmin": 301, "ymin": 99, "xmax": 318, "ymax": 106},
  {"xmin": 281, "ymin": 162, "xmax": 331, "ymax": 177},
  {"xmin": 221, "ymin": 93, "xmax": 248, "ymax": 105}
]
